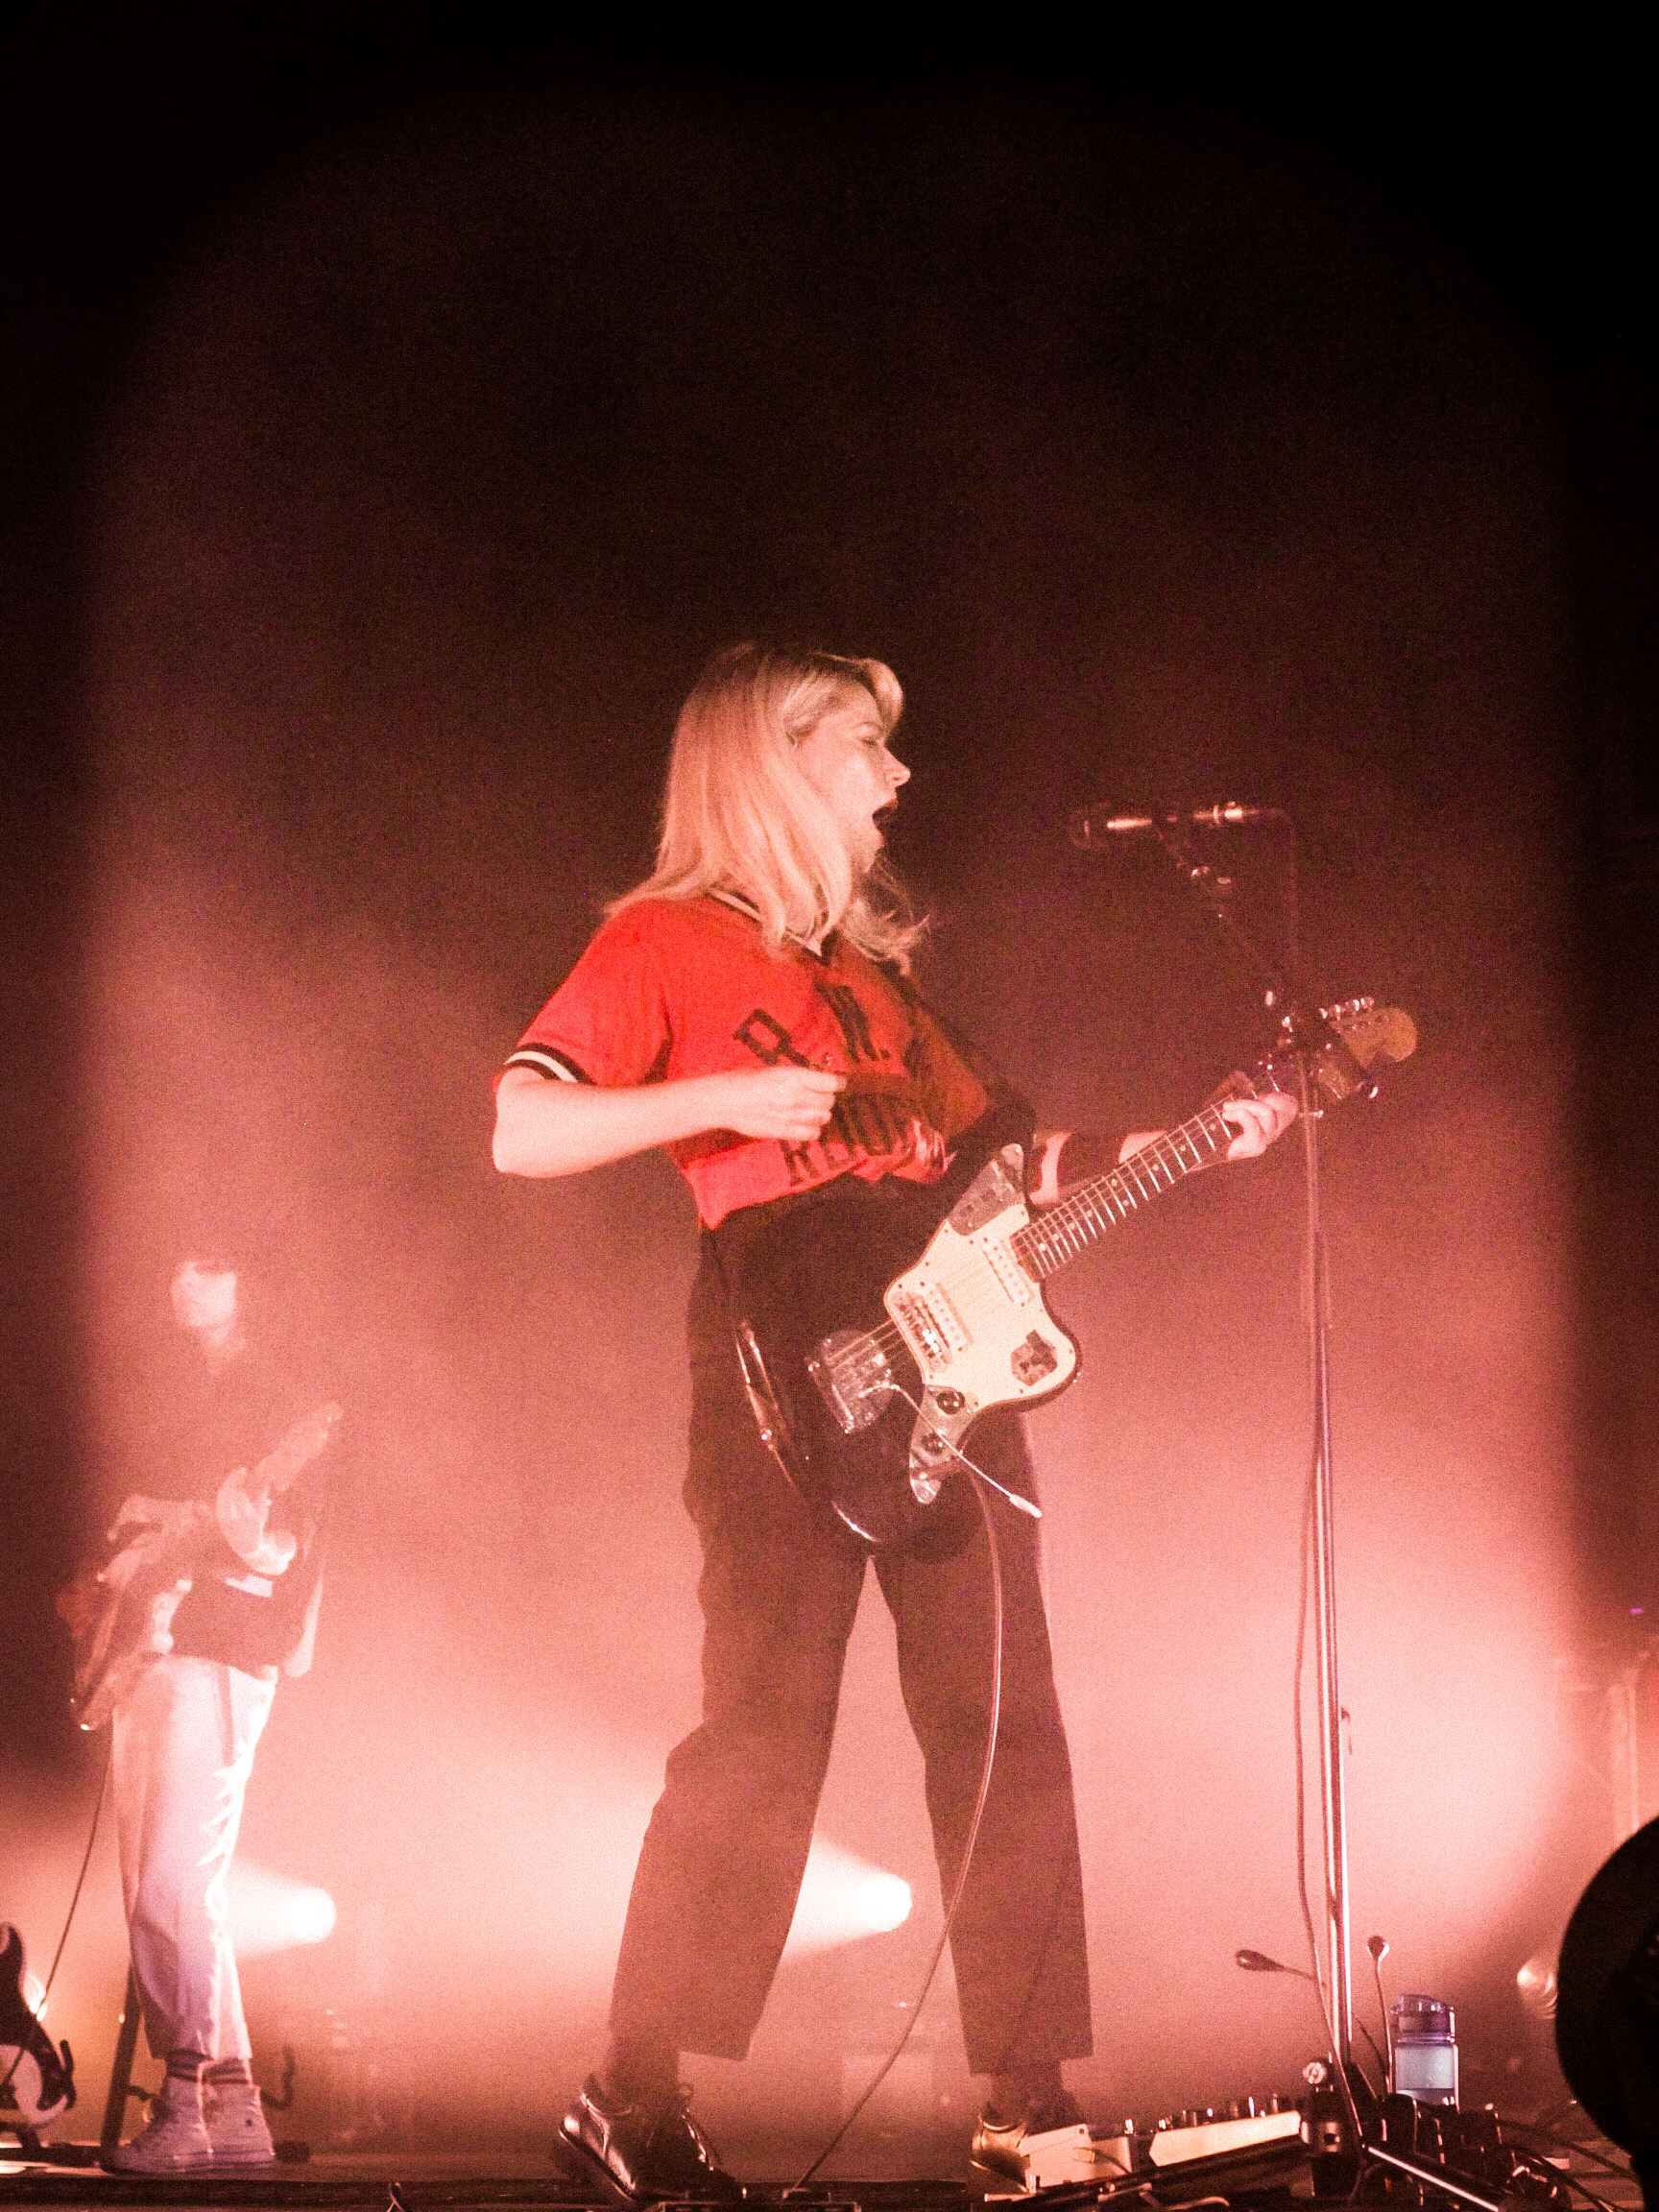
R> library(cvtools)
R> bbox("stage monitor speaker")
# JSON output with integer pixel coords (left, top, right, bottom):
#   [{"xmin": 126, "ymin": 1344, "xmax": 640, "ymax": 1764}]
[{"xmin": 1556, "ymin": 1813, "xmax": 1659, "ymax": 2188}]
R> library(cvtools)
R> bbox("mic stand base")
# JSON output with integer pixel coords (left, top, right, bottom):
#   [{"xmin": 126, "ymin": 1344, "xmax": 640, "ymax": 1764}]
[{"xmin": 1362, "ymin": 2141, "xmax": 1511, "ymax": 2212}]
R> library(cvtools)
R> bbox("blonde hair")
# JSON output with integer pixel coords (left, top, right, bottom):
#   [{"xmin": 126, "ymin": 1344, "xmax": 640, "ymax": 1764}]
[{"xmin": 610, "ymin": 641, "xmax": 926, "ymax": 969}]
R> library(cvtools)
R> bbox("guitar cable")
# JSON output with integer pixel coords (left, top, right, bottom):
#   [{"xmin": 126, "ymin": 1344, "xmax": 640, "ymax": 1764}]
[
  {"xmin": 789, "ymin": 1457, "xmax": 1007, "ymax": 2193},
  {"xmin": 0, "ymin": 1744, "xmax": 110, "ymax": 2106},
  {"xmin": 1498, "ymin": 2119, "xmax": 1634, "ymax": 2192}
]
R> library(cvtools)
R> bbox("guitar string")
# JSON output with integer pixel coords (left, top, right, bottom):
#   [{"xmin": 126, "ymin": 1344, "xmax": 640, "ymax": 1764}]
[
  {"xmin": 992, "ymin": 1023, "xmax": 1384, "ymax": 1298},
  {"xmin": 1020, "ymin": 1010, "xmax": 1388, "ymax": 1270},
  {"xmin": 821, "ymin": 1108, "xmax": 1236, "ymax": 1388},
  {"xmin": 1016, "ymin": 1109, "xmax": 1235, "ymax": 1266}
]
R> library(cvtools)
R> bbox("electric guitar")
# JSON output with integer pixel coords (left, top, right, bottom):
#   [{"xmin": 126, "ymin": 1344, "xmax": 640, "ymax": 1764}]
[
  {"xmin": 62, "ymin": 1401, "xmax": 342, "ymax": 1730},
  {"xmin": 0, "ymin": 1924, "xmax": 74, "ymax": 2141},
  {"xmin": 727, "ymin": 1002, "xmax": 1414, "ymax": 1547}
]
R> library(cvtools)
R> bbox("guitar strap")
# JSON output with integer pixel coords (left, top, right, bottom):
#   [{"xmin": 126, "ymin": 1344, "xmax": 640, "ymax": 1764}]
[
  {"xmin": 705, "ymin": 1026, "xmax": 1033, "ymax": 1284},
  {"xmin": 881, "ymin": 966, "xmax": 1037, "ymax": 1171}
]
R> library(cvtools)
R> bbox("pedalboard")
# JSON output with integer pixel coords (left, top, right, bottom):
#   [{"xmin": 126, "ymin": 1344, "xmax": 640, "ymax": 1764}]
[{"xmin": 998, "ymin": 2098, "xmax": 1305, "ymax": 2194}]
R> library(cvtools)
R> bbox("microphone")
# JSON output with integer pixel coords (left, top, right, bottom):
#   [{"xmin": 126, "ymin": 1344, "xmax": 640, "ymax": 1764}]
[
  {"xmin": 1069, "ymin": 802, "xmax": 1280, "ymax": 848},
  {"xmin": 1235, "ymin": 1945, "xmax": 1320, "ymax": 1984}
]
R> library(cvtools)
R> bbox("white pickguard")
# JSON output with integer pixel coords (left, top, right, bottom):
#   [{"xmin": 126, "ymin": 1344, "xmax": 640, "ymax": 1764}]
[{"xmin": 881, "ymin": 1145, "xmax": 1078, "ymax": 1500}]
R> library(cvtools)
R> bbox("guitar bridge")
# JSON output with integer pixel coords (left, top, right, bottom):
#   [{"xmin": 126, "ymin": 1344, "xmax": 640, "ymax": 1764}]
[{"xmin": 807, "ymin": 1329, "xmax": 896, "ymax": 1436}]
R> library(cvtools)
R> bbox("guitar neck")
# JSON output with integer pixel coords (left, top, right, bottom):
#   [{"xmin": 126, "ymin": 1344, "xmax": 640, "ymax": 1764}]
[{"xmin": 1013, "ymin": 1105, "xmax": 1237, "ymax": 1279}]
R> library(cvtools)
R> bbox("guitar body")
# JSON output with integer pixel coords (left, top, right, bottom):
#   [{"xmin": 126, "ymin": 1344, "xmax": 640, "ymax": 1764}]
[
  {"xmin": 0, "ymin": 1924, "xmax": 75, "ymax": 2137},
  {"xmin": 725, "ymin": 1002, "xmax": 1417, "ymax": 1550},
  {"xmin": 66, "ymin": 1402, "xmax": 343, "ymax": 1729},
  {"xmin": 68, "ymin": 1501, "xmax": 208, "ymax": 1733},
  {"xmin": 723, "ymin": 1104, "xmax": 1079, "ymax": 1548}
]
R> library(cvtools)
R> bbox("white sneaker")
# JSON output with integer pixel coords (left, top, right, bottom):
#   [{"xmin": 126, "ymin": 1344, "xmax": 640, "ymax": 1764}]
[
  {"xmin": 205, "ymin": 2080, "xmax": 276, "ymax": 2166},
  {"xmin": 106, "ymin": 2076, "xmax": 214, "ymax": 2174}
]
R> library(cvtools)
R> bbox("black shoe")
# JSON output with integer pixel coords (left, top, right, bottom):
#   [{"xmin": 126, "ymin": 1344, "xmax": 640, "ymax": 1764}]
[
  {"xmin": 970, "ymin": 2094, "xmax": 1084, "ymax": 2182},
  {"xmin": 969, "ymin": 2106, "xmax": 1030, "ymax": 2183},
  {"xmin": 558, "ymin": 2075, "xmax": 742, "ymax": 2203}
]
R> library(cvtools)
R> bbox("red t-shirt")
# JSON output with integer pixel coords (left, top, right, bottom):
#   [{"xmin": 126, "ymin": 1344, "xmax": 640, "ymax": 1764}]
[{"xmin": 503, "ymin": 894, "xmax": 990, "ymax": 1228}]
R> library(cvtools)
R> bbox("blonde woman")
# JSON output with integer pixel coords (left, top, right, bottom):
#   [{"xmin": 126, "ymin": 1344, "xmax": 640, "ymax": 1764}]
[{"xmin": 494, "ymin": 643, "xmax": 1293, "ymax": 2197}]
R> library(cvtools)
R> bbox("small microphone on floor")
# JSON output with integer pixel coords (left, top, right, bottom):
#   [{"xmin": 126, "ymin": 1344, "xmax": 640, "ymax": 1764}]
[{"xmin": 1236, "ymin": 1945, "xmax": 1320, "ymax": 1983}]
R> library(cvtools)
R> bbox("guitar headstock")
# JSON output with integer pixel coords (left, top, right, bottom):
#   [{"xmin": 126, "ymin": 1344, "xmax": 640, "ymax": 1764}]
[
  {"xmin": 1308, "ymin": 998, "xmax": 1418, "ymax": 1102},
  {"xmin": 1226, "ymin": 998, "xmax": 1417, "ymax": 1109}
]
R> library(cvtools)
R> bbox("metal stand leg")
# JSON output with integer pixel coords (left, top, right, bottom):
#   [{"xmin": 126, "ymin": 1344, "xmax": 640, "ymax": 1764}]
[
  {"xmin": 100, "ymin": 1961, "xmax": 141, "ymax": 2153},
  {"xmin": 1118, "ymin": 808, "xmax": 1405, "ymax": 2096},
  {"xmin": 1364, "ymin": 2143, "xmax": 1508, "ymax": 2209},
  {"xmin": 1303, "ymin": 1071, "xmax": 1355, "ymax": 2070}
]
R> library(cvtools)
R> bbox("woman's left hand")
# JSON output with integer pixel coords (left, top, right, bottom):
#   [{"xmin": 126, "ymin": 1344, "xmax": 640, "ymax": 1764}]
[{"xmin": 1219, "ymin": 1092, "xmax": 1299, "ymax": 1160}]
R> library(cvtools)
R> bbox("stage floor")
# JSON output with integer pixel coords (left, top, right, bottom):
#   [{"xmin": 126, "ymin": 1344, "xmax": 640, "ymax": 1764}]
[
  {"xmin": 0, "ymin": 2150, "xmax": 987, "ymax": 2212},
  {"xmin": 0, "ymin": 2124, "xmax": 1644, "ymax": 2212}
]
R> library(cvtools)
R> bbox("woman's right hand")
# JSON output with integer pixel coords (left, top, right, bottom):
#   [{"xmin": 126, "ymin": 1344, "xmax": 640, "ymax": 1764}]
[
  {"xmin": 708, "ymin": 1064, "xmax": 846, "ymax": 1142},
  {"xmin": 493, "ymin": 1062, "xmax": 847, "ymax": 1177}
]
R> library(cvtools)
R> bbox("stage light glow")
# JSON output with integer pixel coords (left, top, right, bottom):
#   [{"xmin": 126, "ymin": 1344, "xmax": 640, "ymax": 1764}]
[
  {"xmin": 853, "ymin": 1872, "xmax": 913, "ymax": 1933},
  {"xmin": 285, "ymin": 1885, "xmax": 338, "ymax": 1944},
  {"xmin": 225, "ymin": 1861, "xmax": 337, "ymax": 1957},
  {"xmin": 781, "ymin": 1837, "xmax": 913, "ymax": 1958},
  {"xmin": 1517, "ymin": 1950, "xmax": 1558, "ymax": 2018}
]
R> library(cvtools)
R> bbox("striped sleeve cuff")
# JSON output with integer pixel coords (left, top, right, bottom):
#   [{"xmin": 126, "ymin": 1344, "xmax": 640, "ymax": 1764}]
[{"xmin": 501, "ymin": 1046, "xmax": 592, "ymax": 1084}]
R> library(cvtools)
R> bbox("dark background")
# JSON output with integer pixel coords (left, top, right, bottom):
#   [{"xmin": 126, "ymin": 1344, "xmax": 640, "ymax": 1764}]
[{"xmin": 2, "ymin": 17, "xmax": 1654, "ymax": 2152}]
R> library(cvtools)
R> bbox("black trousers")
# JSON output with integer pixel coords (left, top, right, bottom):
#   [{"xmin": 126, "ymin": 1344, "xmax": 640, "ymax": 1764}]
[{"xmin": 608, "ymin": 1249, "xmax": 1093, "ymax": 2074}]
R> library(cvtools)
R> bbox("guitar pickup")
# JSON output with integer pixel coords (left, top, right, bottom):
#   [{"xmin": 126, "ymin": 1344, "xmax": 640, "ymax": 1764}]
[
  {"xmin": 887, "ymin": 1284, "xmax": 969, "ymax": 1372},
  {"xmin": 977, "ymin": 1233, "xmax": 1041, "ymax": 1303}
]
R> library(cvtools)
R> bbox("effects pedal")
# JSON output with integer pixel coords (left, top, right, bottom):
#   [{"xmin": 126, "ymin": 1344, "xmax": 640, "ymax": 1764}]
[{"xmin": 1001, "ymin": 2096, "xmax": 1304, "ymax": 2196}]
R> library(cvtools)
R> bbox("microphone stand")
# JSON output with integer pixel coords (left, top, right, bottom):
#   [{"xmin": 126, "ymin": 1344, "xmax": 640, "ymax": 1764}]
[{"xmin": 1143, "ymin": 809, "xmax": 1359, "ymax": 2080}]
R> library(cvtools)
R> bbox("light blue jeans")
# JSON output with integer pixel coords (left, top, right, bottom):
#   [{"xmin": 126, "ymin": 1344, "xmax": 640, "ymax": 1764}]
[{"xmin": 112, "ymin": 1654, "xmax": 276, "ymax": 2059}]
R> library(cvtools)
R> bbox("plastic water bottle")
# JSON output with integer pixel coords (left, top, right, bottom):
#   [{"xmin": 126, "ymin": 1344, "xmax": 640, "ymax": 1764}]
[{"xmin": 1391, "ymin": 1993, "xmax": 1457, "ymax": 2106}]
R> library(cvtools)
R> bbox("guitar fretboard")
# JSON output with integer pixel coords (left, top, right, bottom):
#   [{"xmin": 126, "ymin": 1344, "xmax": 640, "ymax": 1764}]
[{"xmin": 1012, "ymin": 1107, "xmax": 1236, "ymax": 1279}]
